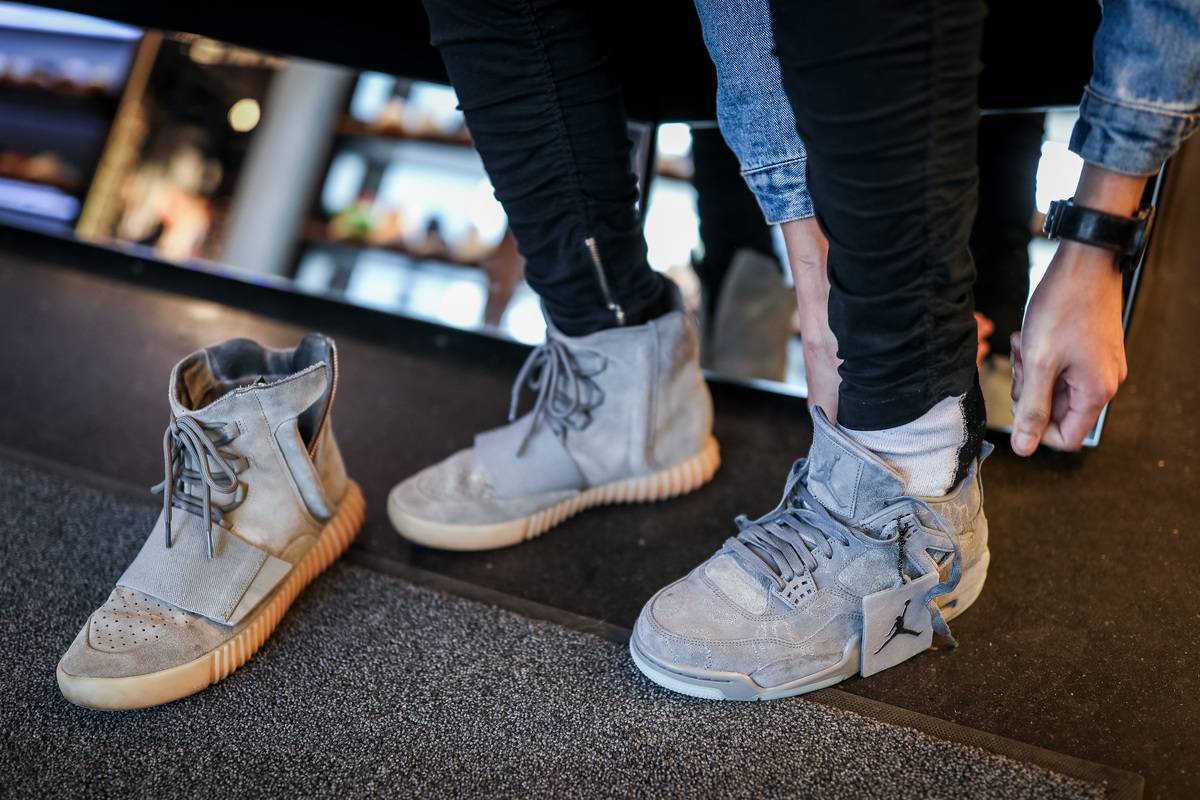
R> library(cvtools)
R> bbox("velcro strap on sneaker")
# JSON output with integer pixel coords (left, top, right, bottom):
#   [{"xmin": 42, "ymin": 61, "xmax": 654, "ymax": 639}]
[
  {"xmin": 117, "ymin": 513, "xmax": 292, "ymax": 626},
  {"xmin": 475, "ymin": 414, "xmax": 586, "ymax": 496}
]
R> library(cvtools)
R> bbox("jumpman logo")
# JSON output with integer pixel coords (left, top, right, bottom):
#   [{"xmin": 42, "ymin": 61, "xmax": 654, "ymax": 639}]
[
  {"xmin": 810, "ymin": 450, "xmax": 842, "ymax": 504},
  {"xmin": 873, "ymin": 599, "xmax": 923, "ymax": 654}
]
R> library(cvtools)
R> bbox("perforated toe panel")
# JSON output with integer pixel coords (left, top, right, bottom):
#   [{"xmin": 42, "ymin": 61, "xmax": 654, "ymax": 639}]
[{"xmin": 88, "ymin": 587, "xmax": 197, "ymax": 653}]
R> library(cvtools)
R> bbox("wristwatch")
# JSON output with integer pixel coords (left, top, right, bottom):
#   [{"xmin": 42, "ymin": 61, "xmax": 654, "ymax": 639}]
[{"xmin": 1043, "ymin": 198, "xmax": 1155, "ymax": 274}]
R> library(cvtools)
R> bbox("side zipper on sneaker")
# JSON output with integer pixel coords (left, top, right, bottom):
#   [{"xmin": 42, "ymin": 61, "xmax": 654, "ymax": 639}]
[{"xmin": 583, "ymin": 236, "xmax": 626, "ymax": 327}]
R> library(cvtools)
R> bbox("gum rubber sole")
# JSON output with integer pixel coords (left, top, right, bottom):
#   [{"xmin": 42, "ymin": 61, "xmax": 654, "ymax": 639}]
[
  {"xmin": 630, "ymin": 548, "xmax": 990, "ymax": 702},
  {"xmin": 390, "ymin": 436, "xmax": 721, "ymax": 552},
  {"xmin": 56, "ymin": 480, "xmax": 366, "ymax": 711}
]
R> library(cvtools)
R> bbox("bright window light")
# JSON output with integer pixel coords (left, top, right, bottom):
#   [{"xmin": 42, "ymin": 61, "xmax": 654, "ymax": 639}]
[
  {"xmin": 435, "ymin": 279, "xmax": 486, "ymax": 328},
  {"xmin": 322, "ymin": 152, "xmax": 367, "ymax": 213},
  {"xmin": 644, "ymin": 181, "xmax": 700, "ymax": 272},
  {"xmin": 349, "ymin": 72, "xmax": 396, "ymax": 121},
  {"xmin": 467, "ymin": 179, "xmax": 507, "ymax": 243},
  {"xmin": 657, "ymin": 123, "xmax": 693, "ymax": 158},
  {"xmin": 1035, "ymin": 140, "xmax": 1085, "ymax": 215},
  {"xmin": 500, "ymin": 287, "xmax": 546, "ymax": 345}
]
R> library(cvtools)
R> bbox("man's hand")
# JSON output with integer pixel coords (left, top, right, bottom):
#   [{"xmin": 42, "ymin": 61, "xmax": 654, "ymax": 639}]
[
  {"xmin": 782, "ymin": 218, "xmax": 841, "ymax": 421},
  {"xmin": 1009, "ymin": 241, "xmax": 1127, "ymax": 454},
  {"xmin": 1009, "ymin": 162, "xmax": 1145, "ymax": 456}
]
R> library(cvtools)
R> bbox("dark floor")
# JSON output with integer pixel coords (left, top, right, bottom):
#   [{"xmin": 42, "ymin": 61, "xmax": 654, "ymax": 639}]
[
  {"xmin": 4, "ymin": 457, "xmax": 1136, "ymax": 800},
  {"xmin": 1, "ymin": 144, "xmax": 1198, "ymax": 798}
]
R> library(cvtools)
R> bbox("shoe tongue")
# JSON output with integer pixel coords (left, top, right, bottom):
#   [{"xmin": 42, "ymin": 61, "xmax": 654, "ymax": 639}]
[
  {"xmin": 168, "ymin": 337, "xmax": 329, "ymax": 426},
  {"xmin": 805, "ymin": 407, "xmax": 905, "ymax": 522}
]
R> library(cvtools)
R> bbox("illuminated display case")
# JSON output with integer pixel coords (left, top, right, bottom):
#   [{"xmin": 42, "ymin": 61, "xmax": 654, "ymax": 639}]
[
  {"xmin": 291, "ymin": 72, "xmax": 706, "ymax": 345},
  {"xmin": 0, "ymin": 3, "xmax": 139, "ymax": 231}
]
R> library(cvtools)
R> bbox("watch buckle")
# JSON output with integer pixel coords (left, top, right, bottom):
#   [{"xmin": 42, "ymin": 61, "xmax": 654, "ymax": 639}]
[{"xmin": 1042, "ymin": 198, "xmax": 1067, "ymax": 240}]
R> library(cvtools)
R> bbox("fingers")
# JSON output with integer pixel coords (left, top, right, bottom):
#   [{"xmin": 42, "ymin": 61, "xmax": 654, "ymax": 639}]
[
  {"xmin": 1040, "ymin": 384, "xmax": 1109, "ymax": 451},
  {"xmin": 1010, "ymin": 350, "xmax": 1056, "ymax": 457},
  {"xmin": 1012, "ymin": 362, "xmax": 1118, "ymax": 453}
]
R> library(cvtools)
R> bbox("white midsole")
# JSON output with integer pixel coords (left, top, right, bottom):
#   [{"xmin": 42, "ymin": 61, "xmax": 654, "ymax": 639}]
[
  {"xmin": 630, "ymin": 633, "xmax": 862, "ymax": 702},
  {"xmin": 631, "ymin": 548, "xmax": 991, "ymax": 701}
]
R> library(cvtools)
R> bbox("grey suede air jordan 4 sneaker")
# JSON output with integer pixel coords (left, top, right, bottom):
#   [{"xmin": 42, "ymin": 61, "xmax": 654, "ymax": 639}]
[
  {"xmin": 631, "ymin": 407, "xmax": 990, "ymax": 701},
  {"xmin": 57, "ymin": 335, "xmax": 364, "ymax": 710},
  {"xmin": 389, "ymin": 288, "xmax": 720, "ymax": 551}
]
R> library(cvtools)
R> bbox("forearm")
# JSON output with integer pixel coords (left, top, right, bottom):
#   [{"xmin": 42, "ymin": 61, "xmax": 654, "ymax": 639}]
[
  {"xmin": 1074, "ymin": 164, "xmax": 1148, "ymax": 218},
  {"xmin": 1009, "ymin": 163, "xmax": 1140, "ymax": 454},
  {"xmin": 781, "ymin": 217, "xmax": 841, "ymax": 419},
  {"xmin": 1050, "ymin": 164, "xmax": 1149, "ymax": 275},
  {"xmin": 781, "ymin": 218, "xmax": 833, "ymax": 348}
]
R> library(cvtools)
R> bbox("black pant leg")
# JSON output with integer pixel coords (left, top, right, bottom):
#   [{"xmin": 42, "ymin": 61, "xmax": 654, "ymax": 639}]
[
  {"xmin": 419, "ymin": 0, "xmax": 666, "ymax": 335},
  {"xmin": 971, "ymin": 112, "xmax": 1044, "ymax": 357},
  {"xmin": 768, "ymin": 0, "xmax": 985, "ymax": 430},
  {"xmin": 691, "ymin": 127, "xmax": 779, "ymax": 318}
]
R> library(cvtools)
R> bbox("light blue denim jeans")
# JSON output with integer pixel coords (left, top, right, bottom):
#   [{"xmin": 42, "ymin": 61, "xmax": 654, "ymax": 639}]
[
  {"xmin": 1072, "ymin": 0, "xmax": 1200, "ymax": 175},
  {"xmin": 698, "ymin": 0, "xmax": 1200, "ymax": 210},
  {"xmin": 692, "ymin": 0, "xmax": 813, "ymax": 224}
]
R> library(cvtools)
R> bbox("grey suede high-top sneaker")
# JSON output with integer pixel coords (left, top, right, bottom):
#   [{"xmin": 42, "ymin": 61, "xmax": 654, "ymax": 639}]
[
  {"xmin": 630, "ymin": 406, "xmax": 989, "ymax": 701},
  {"xmin": 389, "ymin": 290, "xmax": 720, "ymax": 551},
  {"xmin": 57, "ymin": 334, "xmax": 364, "ymax": 710}
]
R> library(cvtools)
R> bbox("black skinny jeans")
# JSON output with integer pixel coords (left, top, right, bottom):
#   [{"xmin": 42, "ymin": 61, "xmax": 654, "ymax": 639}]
[
  {"xmin": 769, "ymin": 0, "xmax": 986, "ymax": 430},
  {"xmin": 419, "ymin": 0, "xmax": 667, "ymax": 337},
  {"xmin": 972, "ymin": 112, "xmax": 1044, "ymax": 358},
  {"xmin": 421, "ymin": 0, "xmax": 985, "ymax": 433},
  {"xmin": 692, "ymin": 127, "xmax": 781, "ymax": 319}
]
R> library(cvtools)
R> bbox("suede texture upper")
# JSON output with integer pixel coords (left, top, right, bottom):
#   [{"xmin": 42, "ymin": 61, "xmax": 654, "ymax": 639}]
[
  {"xmin": 60, "ymin": 335, "xmax": 350, "ymax": 680},
  {"xmin": 389, "ymin": 298, "xmax": 713, "ymax": 526},
  {"xmin": 632, "ymin": 407, "xmax": 988, "ymax": 689},
  {"xmin": 391, "ymin": 449, "xmax": 578, "ymax": 527}
]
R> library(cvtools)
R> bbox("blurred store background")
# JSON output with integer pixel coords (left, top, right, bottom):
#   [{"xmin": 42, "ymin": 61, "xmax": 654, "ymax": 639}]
[{"xmin": 0, "ymin": 2, "xmax": 1086, "ymax": 405}]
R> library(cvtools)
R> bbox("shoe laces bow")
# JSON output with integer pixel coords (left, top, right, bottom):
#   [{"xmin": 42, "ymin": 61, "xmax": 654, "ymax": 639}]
[
  {"xmin": 726, "ymin": 458, "xmax": 962, "ymax": 644},
  {"xmin": 151, "ymin": 414, "xmax": 247, "ymax": 559},
  {"xmin": 508, "ymin": 338, "xmax": 606, "ymax": 456},
  {"xmin": 725, "ymin": 459, "xmax": 863, "ymax": 590}
]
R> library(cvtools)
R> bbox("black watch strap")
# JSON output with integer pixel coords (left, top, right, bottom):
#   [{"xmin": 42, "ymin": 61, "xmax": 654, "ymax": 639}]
[{"xmin": 1043, "ymin": 198, "xmax": 1154, "ymax": 273}]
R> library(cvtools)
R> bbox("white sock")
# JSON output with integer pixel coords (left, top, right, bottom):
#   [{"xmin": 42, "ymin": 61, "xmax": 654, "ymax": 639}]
[{"xmin": 841, "ymin": 393, "xmax": 969, "ymax": 497}]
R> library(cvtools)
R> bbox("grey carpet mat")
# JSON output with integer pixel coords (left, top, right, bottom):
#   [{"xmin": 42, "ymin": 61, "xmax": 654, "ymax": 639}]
[{"xmin": 0, "ymin": 458, "xmax": 1130, "ymax": 799}]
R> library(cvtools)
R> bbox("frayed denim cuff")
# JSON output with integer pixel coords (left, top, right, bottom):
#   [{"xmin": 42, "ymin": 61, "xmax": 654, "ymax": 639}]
[
  {"xmin": 1070, "ymin": 87, "xmax": 1200, "ymax": 176},
  {"xmin": 741, "ymin": 157, "xmax": 815, "ymax": 225}
]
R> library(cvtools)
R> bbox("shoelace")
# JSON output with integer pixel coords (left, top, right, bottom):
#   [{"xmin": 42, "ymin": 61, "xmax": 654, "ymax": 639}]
[
  {"xmin": 508, "ymin": 338, "xmax": 607, "ymax": 456},
  {"xmin": 151, "ymin": 415, "xmax": 246, "ymax": 559},
  {"xmin": 725, "ymin": 459, "xmax": 864, "ymax": 592},
  {"xmin": 727, "ymin": 458, "xmax": 961, "ymax": 643}
]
